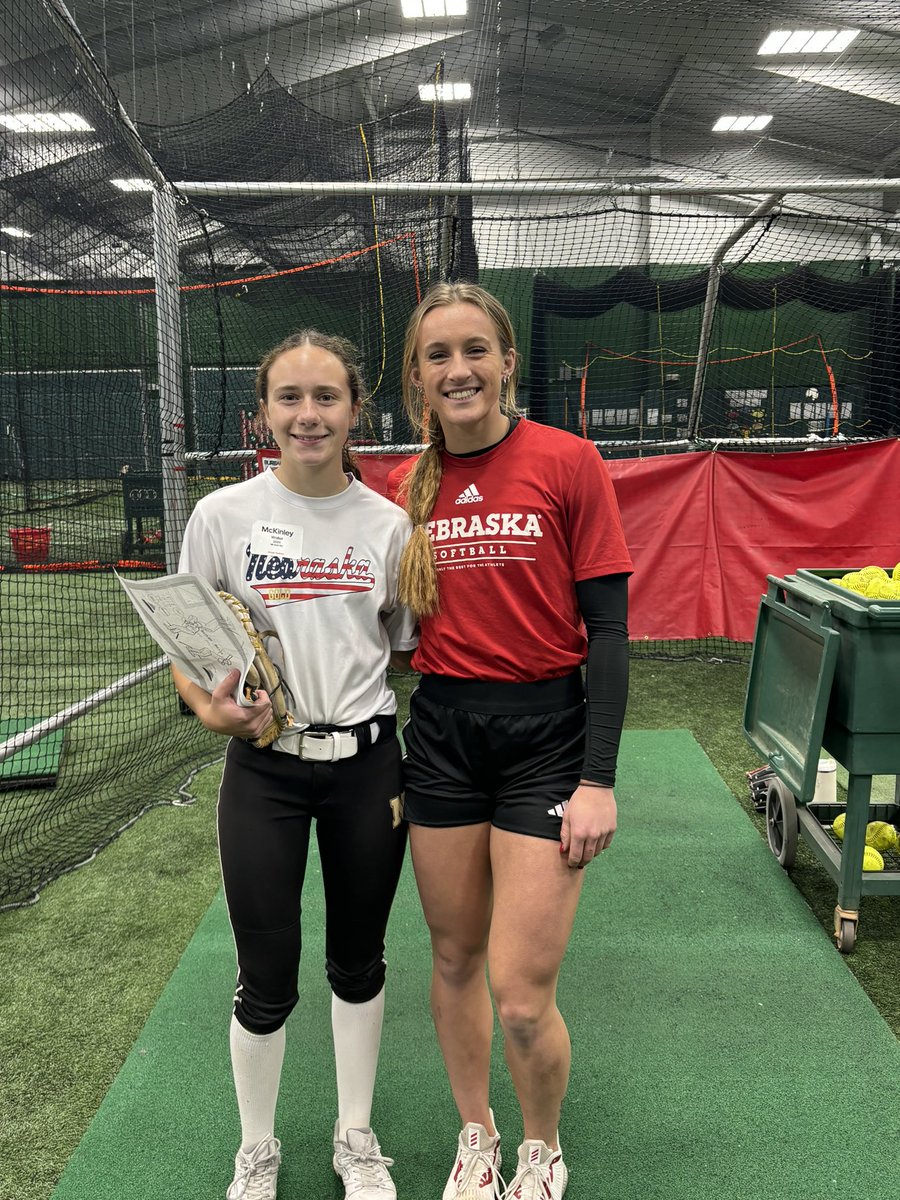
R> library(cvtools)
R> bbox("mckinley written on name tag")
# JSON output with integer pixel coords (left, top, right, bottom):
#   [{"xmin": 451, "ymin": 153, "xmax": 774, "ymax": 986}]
[{"xmin": 251, "ymin": 520, "xmax": 303, "ymax": 558}]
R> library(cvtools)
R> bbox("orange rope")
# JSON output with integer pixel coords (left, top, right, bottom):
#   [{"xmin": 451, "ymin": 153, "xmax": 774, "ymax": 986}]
[
  {"xmin": 816, "ymin": 335, "xmax": 841, "ymax": 435},
  {"xmin": 21, "ymin": 560, "xmax": 102, "ymax": 571},
  {"xmin": 0, "ymin": 232, "xmax": 419, "ymax": 296}
]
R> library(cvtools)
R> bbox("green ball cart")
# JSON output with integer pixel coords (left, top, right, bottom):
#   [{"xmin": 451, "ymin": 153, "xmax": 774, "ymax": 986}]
[{"xmin": 743, "ymin": 569, "xmax": 900, "ymax": 952}]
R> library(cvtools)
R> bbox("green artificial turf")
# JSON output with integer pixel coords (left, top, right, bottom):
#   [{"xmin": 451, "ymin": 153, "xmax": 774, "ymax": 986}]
[
  {"xmin": 51, "ymin": 730, "xmax": 900, "ymax": 1200},
  {"xmin": 625, "ymin": 659, "xmax": 900, "ymax": 1031},
  {"xmin": 0, "ymin": 718, "xmax": 64, "ymax": 788},
  {"xmin": 0, "ymin": 771, "xmax": 224, "ymax": 1200},
  {"xmin": 2, "ymin": 662, "xmax": 898, "ymax": 1200}
]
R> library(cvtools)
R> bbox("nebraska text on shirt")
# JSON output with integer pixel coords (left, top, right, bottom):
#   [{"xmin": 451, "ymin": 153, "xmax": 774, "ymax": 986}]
[
  {"xmin": 245, "ymin": 547, "xmax": 375, "ymax": 586},
  {"xmin": 426, "ymin": 512, "xmax": 544, "ymax": 542}
]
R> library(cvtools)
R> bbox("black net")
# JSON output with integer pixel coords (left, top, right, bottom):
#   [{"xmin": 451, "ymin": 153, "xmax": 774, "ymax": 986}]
[
  {"xmin": 531, "ymin": 252, "xmax": 895, "ymax": 450},
  {"xmin": 3, "ymin": 0, "xmax": 900, "ymax": 902}
]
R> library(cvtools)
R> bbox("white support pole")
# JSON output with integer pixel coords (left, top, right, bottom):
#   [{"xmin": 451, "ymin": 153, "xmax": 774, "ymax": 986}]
[
  {"xmin": 152, "ymin": 187, "xmax": 190, "ymax": 572},
  {"xmin": 687, "ymin": 194, "xmax": 783, "ymax": 440},
  {"xmin": 0, "ymin": 657, "xmax": 170, "ymax": 765},
  {"xmin": 172, "ymin": 178, "xmax": 900, "ymax": 198},
  {"xmin": 186, "ymin": 445, "xmax": 426, "ymax": 461}
]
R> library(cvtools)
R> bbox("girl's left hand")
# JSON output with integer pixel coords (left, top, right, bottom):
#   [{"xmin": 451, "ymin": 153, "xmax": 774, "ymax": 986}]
[{"xmin": 559, "ymin": 784, "xmax": 616, "ymax": 869}]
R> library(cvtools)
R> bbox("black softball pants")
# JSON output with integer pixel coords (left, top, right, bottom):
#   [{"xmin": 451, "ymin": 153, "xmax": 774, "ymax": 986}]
[{"xmin": 218, "ymin": 730, "xmax": 407, "ymax": 1034}]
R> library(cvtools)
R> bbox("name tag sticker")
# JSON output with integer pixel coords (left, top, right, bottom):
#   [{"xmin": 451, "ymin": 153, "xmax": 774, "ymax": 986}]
[{"xmin": 251, "ymin": 521, "xmax": 303, "ymax": 557}]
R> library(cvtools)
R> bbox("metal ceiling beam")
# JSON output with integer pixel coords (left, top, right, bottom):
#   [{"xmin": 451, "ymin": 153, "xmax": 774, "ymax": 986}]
[{"xmin": 10, "ymin": 0, "xmax": 355, "ymax": 76}]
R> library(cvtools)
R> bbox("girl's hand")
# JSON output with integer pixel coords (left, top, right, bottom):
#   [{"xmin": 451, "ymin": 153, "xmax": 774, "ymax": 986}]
[
  {"xmin": 559, "ymin": 784, "xmax": 616, "ymax": 869},
  {"xmin": 200, "ymin": 669, "xmax": 275, "ymax": 741}
]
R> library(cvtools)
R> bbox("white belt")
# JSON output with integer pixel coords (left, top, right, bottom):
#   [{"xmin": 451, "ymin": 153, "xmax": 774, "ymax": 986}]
[{"xmin": 284, "ymin": 721, "xmax": 381, "ymax": 762}]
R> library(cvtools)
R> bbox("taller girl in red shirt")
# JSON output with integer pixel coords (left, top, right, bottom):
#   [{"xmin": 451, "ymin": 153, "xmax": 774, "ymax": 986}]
[{"xmin": 393, "ymin": 283, "xmax": 633, "ymax": 1200}]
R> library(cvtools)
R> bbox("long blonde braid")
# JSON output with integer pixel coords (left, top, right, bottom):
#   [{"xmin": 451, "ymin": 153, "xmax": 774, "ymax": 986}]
[{"xmin": 397, "ymin": 415, "xmax": 445, "ymax": 615}]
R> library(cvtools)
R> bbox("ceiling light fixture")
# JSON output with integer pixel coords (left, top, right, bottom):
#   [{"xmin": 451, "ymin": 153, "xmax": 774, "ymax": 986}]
[
  {"xmin": 1, "ymin": 225, "xmax": 32, "ymax": 237},
  {"xmin": 418, "ymin": 81, "xmax": 472, "ymax": 102},
  {"xmin": 0, "ymin": 112, "xmax": 93, "ymax": 132},
  {"xmin": 713, "ymin": 115, "xmax": 772, "ymax": 132},
  {"xmin": 111, "ymin": 178, "xmax": 154, "ymax": 192},
  {"xmin": 758, "ymin": 29, "xmax": 859, "ymax": 55},
  {"xmin": 401, "ymin": 1, "xmax": 466, "ymax": 17}
]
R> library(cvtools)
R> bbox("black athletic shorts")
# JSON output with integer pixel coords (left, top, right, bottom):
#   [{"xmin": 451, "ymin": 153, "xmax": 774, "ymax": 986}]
[{"xmin": 403, "ymin": 672, "xmax": 585, "ymax": 840}]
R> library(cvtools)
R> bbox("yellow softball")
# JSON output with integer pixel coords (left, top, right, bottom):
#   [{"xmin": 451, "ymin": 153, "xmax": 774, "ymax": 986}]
[
  {"xmin": 865, "ymin": 821, "xmax": 898, "ymax": 853},
  {"xmin": 862, "ymin": 846, "xmax": 885, "ymax": 872}
]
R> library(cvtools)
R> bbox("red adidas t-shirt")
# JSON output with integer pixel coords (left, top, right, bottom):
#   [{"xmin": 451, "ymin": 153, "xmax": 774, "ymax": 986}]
[{"xmin": 391, "ymin": 420, "xmax": 633, "ymax": 682}]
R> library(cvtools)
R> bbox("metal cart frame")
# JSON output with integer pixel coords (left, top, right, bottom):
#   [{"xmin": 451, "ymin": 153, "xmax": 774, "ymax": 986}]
[{"xmin": 744, "ymin": 573, "xmax": 900, "ymax": 952}]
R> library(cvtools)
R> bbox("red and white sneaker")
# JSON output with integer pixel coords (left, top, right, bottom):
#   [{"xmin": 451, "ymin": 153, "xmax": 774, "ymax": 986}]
[
  {"xmin": 501, "ymin": 1140, "xmax": 568, "ymax": 1200},
  {"xmin": 442, "ymin": 1114, "xmax": 503, "ymax": 1200}
]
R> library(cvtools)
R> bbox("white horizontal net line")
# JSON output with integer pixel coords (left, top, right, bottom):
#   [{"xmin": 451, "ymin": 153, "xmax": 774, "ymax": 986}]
[
  {"xmin": 186, "ymin": 434, "xmax": 868, "ymax": 461},
  {"xmin": 0, "ymin": 656, "xmax": 169, "ymax": 765}
]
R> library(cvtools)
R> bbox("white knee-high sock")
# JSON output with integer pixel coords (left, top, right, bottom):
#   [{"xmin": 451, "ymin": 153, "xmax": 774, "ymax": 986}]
[
  {"xmin": 230, "ymin": 1015, "xmax": 286, "ymax": 1151},
  {"xmin": 332, "ymin": 987, "xmax": 385, "ymax": 1140}
]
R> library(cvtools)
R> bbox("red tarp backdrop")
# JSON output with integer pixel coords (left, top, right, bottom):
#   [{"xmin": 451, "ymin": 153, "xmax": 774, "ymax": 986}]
[{"xmin": 358, "ymin": 438, "xmax": 900, "ymax": 643}]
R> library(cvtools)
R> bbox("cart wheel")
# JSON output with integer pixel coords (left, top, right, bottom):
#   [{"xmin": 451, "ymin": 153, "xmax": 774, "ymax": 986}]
[
  {"xmin": 765, "ymin": 779, "xmax": 799, "ymax": 868},
  {"xmin": 835, "ymin": 917, "xmax": 857, "ymax": 954}
]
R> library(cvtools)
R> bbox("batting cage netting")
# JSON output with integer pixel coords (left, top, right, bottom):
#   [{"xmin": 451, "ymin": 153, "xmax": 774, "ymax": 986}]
[{"xmin": 2, "ymin": 0, "xmax": 900, "ymax": 904}]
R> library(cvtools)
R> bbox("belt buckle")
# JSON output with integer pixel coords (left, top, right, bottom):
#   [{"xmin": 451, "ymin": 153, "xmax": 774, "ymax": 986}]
[{"xmin": 298, "ymin": 730, "xmax": 356, "ymax": 762}]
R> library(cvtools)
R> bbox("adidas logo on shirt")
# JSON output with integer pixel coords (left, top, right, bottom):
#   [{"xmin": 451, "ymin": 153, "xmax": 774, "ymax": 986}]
[{"xmin": 454, "ymin": 483, "xmax": 483, "ymax": 505}]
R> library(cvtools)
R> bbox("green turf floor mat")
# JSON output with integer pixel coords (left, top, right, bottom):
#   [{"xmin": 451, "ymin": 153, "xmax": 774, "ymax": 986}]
[
  {"xmin": 51, "ymin": 731, "xmax": 900, "ymax": 1200},
  {"xmin": 0, "ymin": 718, "xmax": 64, "ymax": 789}
]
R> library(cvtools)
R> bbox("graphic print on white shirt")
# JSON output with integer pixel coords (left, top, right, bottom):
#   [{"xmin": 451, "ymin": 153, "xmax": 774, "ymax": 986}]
[
  {"xmin": 245, "ymin": 543, "xmax": 376, "ymax": 605},
  {"xmin": 178, "ymin": 470, "xmax": 417, "ymax": 732}
]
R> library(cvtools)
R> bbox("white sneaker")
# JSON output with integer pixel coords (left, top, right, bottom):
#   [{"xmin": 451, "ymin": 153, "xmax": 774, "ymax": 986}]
[
  {"xmin": 442, "ymin": 1115, "xmax": 503, "ymax": 1200},
  {"xmin": 501, "ymin": 1140, "xmax": 567, "ymax": 1200},
  {"xmin": 333, "ymin": 1123, "xmax": 397, "ymax": 1199},
  {"xmin": 226, "ymin": 1136, "xmax": 281, "ymax": 1199}
]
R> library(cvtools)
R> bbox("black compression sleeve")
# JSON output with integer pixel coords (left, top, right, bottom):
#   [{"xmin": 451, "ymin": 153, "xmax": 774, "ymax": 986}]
[{"xmin": 575, "ymin": 573, "xmax": 630, "ymax": 787}]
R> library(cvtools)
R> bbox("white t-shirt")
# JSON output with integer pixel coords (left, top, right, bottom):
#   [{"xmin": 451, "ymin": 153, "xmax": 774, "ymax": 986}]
[{"xmin": 178, "ymin": 470, "xmax": 417, "ymax": 744}]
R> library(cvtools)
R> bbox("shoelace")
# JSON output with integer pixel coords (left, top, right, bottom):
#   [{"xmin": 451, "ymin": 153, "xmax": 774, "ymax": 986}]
[
  {"xmin": 228, "ymin": 1140, "xmax": 280, "ymax": 1199},
  {"xmin": 335, "ymin": 1142, "xmax": 396, "ymax": 1189},
  {"xmin": 500, "ymin": 1161, "xmax": 550, "ymax": 1200},
  {"xmin": 453, "ymin": 1145, "xmax": 505, "ymax": 1196}
]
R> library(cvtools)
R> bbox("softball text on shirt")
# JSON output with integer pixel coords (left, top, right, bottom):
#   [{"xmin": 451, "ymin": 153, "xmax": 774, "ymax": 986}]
[{"xmin": 427, "ymin": 509, "xmax": 543, "ymax": 566}]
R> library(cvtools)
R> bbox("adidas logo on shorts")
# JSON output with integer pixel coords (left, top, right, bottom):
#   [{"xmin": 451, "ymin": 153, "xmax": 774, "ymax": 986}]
[{"xmin": 454, "ymin": 483, "xmax": 483, "ymax": 505}]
